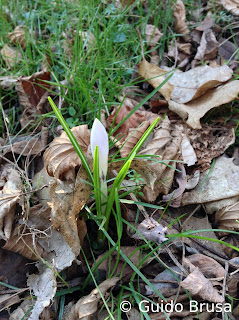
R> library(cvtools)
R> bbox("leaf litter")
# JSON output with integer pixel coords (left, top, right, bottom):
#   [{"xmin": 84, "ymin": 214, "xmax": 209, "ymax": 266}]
[{"xmin": 1, "ymin": 1, "xmax": 239, "ymax": 319}]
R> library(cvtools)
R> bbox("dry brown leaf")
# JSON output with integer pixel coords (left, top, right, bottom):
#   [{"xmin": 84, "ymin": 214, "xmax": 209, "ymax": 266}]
[
  {"xmin": 145, "ymin": 24, "xmax": 162, "ymax": 47},
  {"xmin": 9, "ymin": 25, "xmax": 27, "ymax": 49},
  {"xmin": 1, "ymin": 44, "xmax": 23, "ymax": 69},
  {"xmin": 215, "ymin": 201, "xmax": 239, "ymax": 231},
  {"xmin": 44, "ymin": 125, "xmax": 91, "ymax": 180},
  {"xmin": 107, "ymin": 105, "xmax": 158, "ymax": 141},
  {"xmin": 120, "ymin": 121, "xmax": 150, "ymax": 158},
  {"xmin": 221, "ymin": 0, "xmax": 239, "ymax": 15},
  {"xmin": 168, "ymin": 80, "xmax": 239, "ymax": 129},
  {"xmin": 186, "ymin": 123, "xmax": 235, "ymax": 171},
  {"xmin": 50, "ymin": 166, "xmax": 91, "ymax": 256},
  {"xmin": 139, "ymin": 59, "xmax": 174, "ymax": 100},
  {"xmin": 181, "ymin": 135, "xmax": 197, "ymax": 166},
  {"xmin": 183, "ymin": 156, "xmax": 239, "ymax": 205},
  {"xmin": 132, "ymin": 217, "xmax": 167, "ymax": 244},
  {"xmin": 173, "ymin": 0, "xmax": 190, "ymax": 41},
  {"xmin": 66, "ymin": 277, "xmax": 119, "ymax": 320},
  {"xmin": 9, "ymin": 299, "xmax": 34, "ymax": 320},
  {"xmin": 195, "ymin": 29, "xmax": 218, "ymax": 60},
  {"xmin": 162, "ymin": 163, "xmax": 187, "ymax": 207},
  {"xmin": 195, "ymin": 14, "xmax": 215, "ymax": 31},
  {"xmin": 185, "ymin": 254, "xmax": 225, "ymax": 278},
  {"xmin": 2, "ymin": 131, "xmax": 48, "ymax": 157},
  {"xmin": 169, "ymin": 65, "xmax": 233, "ymax": 104},
  {"xmin": 16, "ymin": 71, "xmax": 51, "ymax": 130},
  {"xmin": 180, "ymin": 268, "xmax": 224, "ymax": 303},
  {"xmin": 0, "ymin": 166, "xmax": 24, "ymax": 240},
  {"xmin": 3, "ymin": 224, "xmax": 47, "ymax": 261}
]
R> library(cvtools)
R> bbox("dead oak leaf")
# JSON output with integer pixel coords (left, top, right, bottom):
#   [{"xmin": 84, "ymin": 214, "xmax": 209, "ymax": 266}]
[
  {"xmin": 195, "ymin": 29, "xmax": 219, "ymax": 61},
  {"xmin": 66, "ymin": 277, "xmax": 119, "ymax": 320},
  {"xmin": 44, "ymin": 125, "xmax": 91, "ymax": 180},
  {"xmin": 173, "ymin": 0, "xmax": 190, "ymax": 42},
  {"xmin": 1, "ymin": 44, "xmax": 23, "ymax": 69},
  {"xmin": 180, "ymin": 267, "xmax": 224, "ymax": 303},
  {"xmin": 168, "ymin": 80, "xmax": 239, "ymax": 129},
  {"xmin": 215, "ymin": 201, "xmax": 239, "ymax": 231},
  {"xmin": 169, "ymin": 65, "xmax": 233, "ymax": 104},
  {"xmin": 139, "ymin": 59, "xmax": 174, "ymax": 100}
]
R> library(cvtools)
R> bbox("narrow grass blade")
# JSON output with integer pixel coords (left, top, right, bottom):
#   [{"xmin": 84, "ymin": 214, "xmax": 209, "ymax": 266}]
[{"xmin": 48, "ymin": 97, "xmax": 93, "ymax": 183}]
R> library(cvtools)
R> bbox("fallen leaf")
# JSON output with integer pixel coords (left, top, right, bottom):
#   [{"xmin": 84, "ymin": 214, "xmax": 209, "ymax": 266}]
[
  {"xmin": 15, "ymin": 71, "xmax": 51, "ymax": 130},
  {"xmin": 168, "ymin": 80, "xmax": 239, "ymax": 129},
  {"xmin": 132, "ymin": 217, "xmax": 167, "ymax": 244},
  {"xmin": 138, "ymin": 59, "xmax": 174, "ymax": 100},
  {"xmin": 27, "ymin": 267, "xmax": 57, "ymax": 320},
  {"xmin": 195, "ymin": 14, "xmax": 215, "ymax": 31},
  {"xmin": 107, "ymin": 105, "xmax": 159, "ymax": 141},
  {"xmin": 182, "ymin": 156, "xmax": 239, "ymax": 205},
  {"xmin": 215, "ymin": 201, "xmax": 239, "ymax": 231},
  {"xmin": 162, "ymin": 163, "xmax": 187, "ymax": 207},
  {"xmin": 9, "ymin": 25, "xmax": 27, "ymax": 49},
  {"xmin": 181, "ymin": 135, "xmax": 197, "ymax": 166},
  {"xmin": 195, "ymin": 29, "xmax": 218, "ymax": 60},
  {"xmin": 0, "ymin": 76, "xmax": 17, "ymax": 89},
  {"xmin": 9, "ymin": 299, "xmax": 34, "ymax": 320},
  {"xmin": 50, "ymin": 166, "xmax": 91, "ymax": 256},
  {"xmin": 185, "ymin": 254, "xmax": 225, "ymax": 278},
  {"xmin": 205, "ymin": 196, "xmax": 239, "ymax": 214},
  {"xmin": 221, "ymin": 0, "xmax": 239, "ymax": 15},
  {"xmin": 66, "ymin": 277, "xmax": 119, "ymax": 320},
  {"xmin": 32, "ymin": 168, "xmax": 55, "ymax": 205},
  {"xmin": 44, "ymin": 125, "xmax": 91, "ymax": 180},
  {"xmin": 169, "ymin": 65, "xmax": 233, "ymax": 104},
  {"xmin": 173, "ymin": 0, "xmax": 190, "ymax": 41},
  {"xmin": 79, "ymin": 30, "xmax": 96, "ymax": 47},
  {"xmin": 186, "ymin": 170, "xmax": 200, "ymax": 190},
  {"xmin": 145, "ymin": 24, "xmax": 162, "ymax": 47},
  {"xmin": 1, "ymin": 44, "xmax": 23, "ymax": 69},
  {"xmin": 0, "ymin": 166, "xmax": 24, "ymax": 240}
]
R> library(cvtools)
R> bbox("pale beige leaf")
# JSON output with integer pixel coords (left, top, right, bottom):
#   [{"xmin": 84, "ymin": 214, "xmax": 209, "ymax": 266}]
[
  {"xmin": 186, "ymin": 254, "xmax": 225, "ymax": 278},
  {"xmin": 221, "ymin": 0, "xmax": 239, "ymax": 15},
  {"xmin": 1, "ymin": 44, "xmax": 22, "ymax": 68},
  {"xmin": 66, "ymin": 277, "xmax": 119, "ymax": 320},
  {"xmin": 182, "ymin": 157, "xmax": 239, "ymax": 205},
  {"xmin": 0, "ymin": 75, "xmax": 17, "ymax": 89},
  {"xmin": 173, "ymin": 0, "xmax": 190, "ymax": 41},
  {"xmin": 181, "ymin": 135, "xmax": 197, "ymax": 166},
  {"xmin": 138, "ymin": 59, "xmax": 174, "ymax": 100},
  {"xmin": 0, "ymin": 167, "xmax": 24, "ymax": 240},
  {"xmin": 145, "ymin": 24, "xmax": 162, "ymax": 47},
  {"xmin": 9, "ymin": 299, "xmax": 34, "ymax": 320},
  {"xmin": 9, "ymin": 25, "xmax": 27, "ymax": 49},
  {"xmin": 186, "ymin": 170, "xmax": 200, "ymax": 190},
  {"xmin": 168, "ymin": 80, "xmax": 239, "ymax": 129},
  {"xmin": 180, "ymin": 268, "xmax": 224, "ymax": 303},
  {"xmin": 215, "ymin": 201, "xmax": 239, "ymax": 231},
  {"xmin": 50, "ymin": 166, "xmax": 91, "ymax": 256},
  {"xmin": 44, "ymin": 125, "xmax": 91, "ymax": 180},
  {"xmin": 169, "ymin": 65, "xmax": 232, "ymax": 104},
  {"xmin": 195, "ymin": 29, "xmax": 218, "ymax": 60},
  {"xmin": 27, "ymin": 267, "xmax": 57, "ymax": 320}
]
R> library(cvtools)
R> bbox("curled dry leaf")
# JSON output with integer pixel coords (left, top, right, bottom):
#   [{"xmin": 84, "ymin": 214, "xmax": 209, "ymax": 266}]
[
  {"xmin": 169, "ymin": 65, "xmax": 233, "ymax": 104},
  {"xmin": 195, "ymin": 29, "xmax": 218, "ymax": 61},
  {"xmin": 0, "ymin": 166, "xmax": 24, "ymax": 240},
  {"xmin": 44, "ymin": 125, "xmax": 91, "ymax": 180},
  {"xmin": 139, "ymin": 59, "xmax": 174, "ymax": 100},
  {"xmin": 145, "ymin": 24, "xmax": 162, "ymax": 47},
  {"xmin": 50, "ymin": 166, "xmax": 91, "ymax": 256},
  {"xmin": 168, "ymin": 80, "xmax": 239, "ymax": 129},
  {"xmin": 182, "ymin": 156, "xmax": 239, "ymax": 205},
  {"xmin": 16, "ymin": 70, "xmax": 51, "ymax": 130},
  {"xmin": 221, "ymin": 0, "xmax": 239, "ymax": 15},
  {"xmin": 1, "ymin": 44, "xmax": 22, "ymax": 69},
  {"xmin": 9, "ymin": 300, "xmax": 34, "ymax": 320},
  {"xmin": 162, "ymin": 163, "xmax": 187, "ymax": 207},
  {"xmin": 0, "ymin": 75, "xmax": 18, "ymax": 89},
  {"xmin": 215, "ymin": 201, "xmax": 239, "ymax": 231},
  {"xmin": 185, "ymin": 254, "xmax": 225, "ymax": 278},
  {"xmin": 9, "ymin": 25, "xmax": 27, "ymax": 49},
  {"xmin": 180, "ymin": 268, "xmax": 224, "ymax": 303},
  {"xmin": 107, "ymin": 105, "xmax": 158, "ymax": 141},
  {"xmin": 173, "ymin": 0, "xmax": 190, "ymax": 41},
  {"xmin": 66, "ymin": 277, "xmax": 119, "ymax": 320},
  {"xmin": 181, "ymin": 135, "xmax": 197, "ymax": 166},
  {"xmin": 132, "ymin": 217, "xmax": 168, "ymax": 244}
]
